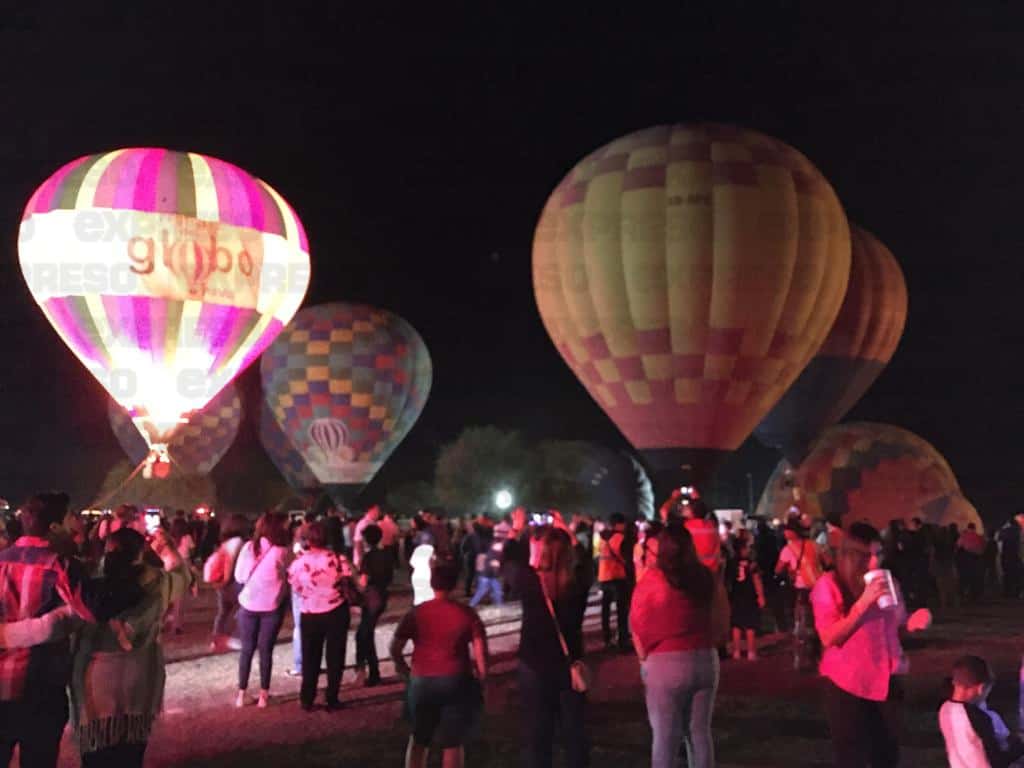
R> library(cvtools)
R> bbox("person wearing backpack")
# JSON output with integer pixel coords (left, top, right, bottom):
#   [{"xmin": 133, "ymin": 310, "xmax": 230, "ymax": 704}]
[{"xmin": 203, "ymin": 514, "xmax": 248, "ymax": 653}]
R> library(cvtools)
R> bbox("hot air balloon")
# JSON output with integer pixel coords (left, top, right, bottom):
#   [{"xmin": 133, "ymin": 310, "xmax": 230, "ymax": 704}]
[
  {"xmin": 533, "ymin": 124, "xmax": 851, "ymax": 495},
  {"xmin": 109, "ymin": 382, "xmax": 241, "ymax": 475},
  {"xmin": 755, "ymin": 422, "xmax": 982, "ymax": 533},
  {"xmin": 19, "ymin": 148, "xmax": 310, "ymax": 477},
  {"xmin": 261, "ymin": 303, "xmax": 432, "ymax": 507},
  {"xmin": 259, "ymin": 402, "xmax": 319, "ymax": 492},
  {"xmin": 755, "ymin": 226, "xmax": 907, "ymax": 464}
]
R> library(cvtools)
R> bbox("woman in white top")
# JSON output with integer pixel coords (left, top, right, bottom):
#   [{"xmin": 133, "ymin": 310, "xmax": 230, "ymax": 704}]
[
  {"xmin": 287, "ymin": 521, "xmax": 355, "ymax": 711},
  {"xmin": 409, "ymin": 515, "xmax": 435, "ymax": 607},
  {"xmin": 233, "ymin": 512, "xmax": 293, "ymax": 708}
]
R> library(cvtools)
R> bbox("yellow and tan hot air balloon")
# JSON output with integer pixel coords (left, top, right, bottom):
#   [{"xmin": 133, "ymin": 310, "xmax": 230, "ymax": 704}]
[
  {"xmin": 533, "ymin": 124, "xmax": 851, "ymax": 494},
  {"xmin": 755, "ymin": 225, "xmax": 908, "ymax": 464}
]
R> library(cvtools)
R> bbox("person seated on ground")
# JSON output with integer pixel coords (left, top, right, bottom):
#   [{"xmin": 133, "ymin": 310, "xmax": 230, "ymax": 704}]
[{"xmin": 939, "ymin": 655, "xmax": 1024, "ymax": 768}]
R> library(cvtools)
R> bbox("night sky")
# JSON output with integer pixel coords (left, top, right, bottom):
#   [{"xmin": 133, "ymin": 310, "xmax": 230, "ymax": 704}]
[{"xmin": 1, "ymin": 5, "xmax": 1021, "ymax": 524}]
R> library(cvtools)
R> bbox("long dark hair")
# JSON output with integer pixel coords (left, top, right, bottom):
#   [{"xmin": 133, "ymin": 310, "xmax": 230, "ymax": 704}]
[
  {"xmin": 220, "ymin": 513, "xmax": 250, "ymax": 542},
  {"xmin": 535, "ymin": 527, "xmax": 575, "ymax": 602},
  {"xmin": 656, "ymin": 523, "xmax": 713, "ymax": 604},
  {"xmin": 104, "ymin": 528, "xmax": 146, "ymax": 582},
  {"xmin": 252, "ymin": 512, "xmax": 290, "ymax": 556}
]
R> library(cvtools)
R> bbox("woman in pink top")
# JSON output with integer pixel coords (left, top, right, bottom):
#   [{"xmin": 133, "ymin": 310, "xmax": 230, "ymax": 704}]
[
  {"xmin": 811, "ymin": 522, "xmax": 932, "ymax": 768},
  {"xmin": 629, "ymin": 524, "xmax": 729, "ymax": 768}
]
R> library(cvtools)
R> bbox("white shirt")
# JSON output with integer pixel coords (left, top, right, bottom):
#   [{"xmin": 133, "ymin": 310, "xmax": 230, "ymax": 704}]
[
  {"xmin": 234, "ymin": 538, "xmax": 292, "ymax": 612},
  {"xmin": 410, "ymin": 543, "xmax": 434, "ymax": 606},
  {"xmin": 778, "ymin": 540, "xmax": 818, "ymax": 589},
  {"xmin": 939, "ymin": 699, "xmax": 1013, "ymax": 768}
]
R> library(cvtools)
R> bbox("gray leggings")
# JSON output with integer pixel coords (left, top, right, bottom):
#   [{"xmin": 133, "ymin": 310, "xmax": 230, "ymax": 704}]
[{"xmin": 642, "ymin": 648, "xmax": 719, "ymax": 768}]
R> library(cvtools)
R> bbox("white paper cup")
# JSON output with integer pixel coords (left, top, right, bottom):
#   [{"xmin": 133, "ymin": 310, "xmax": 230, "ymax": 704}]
[{"xmin": 864, "ymin": 569, "xmax": 898, "ymax": 609}]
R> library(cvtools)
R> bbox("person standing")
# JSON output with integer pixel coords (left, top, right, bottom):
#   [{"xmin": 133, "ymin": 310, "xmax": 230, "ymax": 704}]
[
  {"xmin": 775, "ymin": 520, "xmax": 822, "ymax": 671},
  {"xmin": 390, "ymin": 561, "xmax": 489, "ymax": 768},
  {"xmin": 469, "ymin": 523, "xmax": 506, "ymax": 608},
  {"xmin": 726, "ymin": 537, "xmax": 766, "ymax": 661},
  {"xmin": 356, "ymin": 524, "xmax": 394, "ymax": 687},
  {"xmin": 630, "ymin": 524, "xmax": 730, "ymax": 768},
  {"xmin": 513, "ymin": 527, "xmax": 590, "ymax": 768},
  {"xmin": 233, "ymin": 512, "xmax": 293, "ymax": 709},
  {"xmin": 812, "ymin": 522, "xmax": 933, "ymax": 768},
  {"xmin": 996, "ymin": 515, "xmax": 1022, "ymax": 598},
  {"xmin": 0, "ymin": 493, "xmax": 103, "ymax": 768},
  {"xmin": 288, "ymin": 521, "xmax": 354, "ymax": 711},
  {"xmin": 598, "ymin": 513, "xmax": 631, "ymax": 651},
  {"xmin": 956, "ymin": 523, "xmax": 986, "ymax": 603},
  {"xmin": 352, "ymin": 504, "xmax": 383, "ymax": 570},
  {"xmin": 204, "ymin": 513, "xmax": 248, "ymax": 653},
  {"xmin": 409, "ymin": 515, "xmax": 436, "ymax": 607}
]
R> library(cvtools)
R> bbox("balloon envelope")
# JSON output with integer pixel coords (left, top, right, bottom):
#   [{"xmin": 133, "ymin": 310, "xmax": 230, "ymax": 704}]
[
  {"xmin": 533, "ymin": 124, "xmax": 850, "ymax": 489},
  {"xmin": 108, "ymin": 382, "xmax": 241, "ymax": 475},
  {"xmin": 755, "ymin": 422, "xmax": 981, "ymax": 532},
  {"xmin": 755, "ymin": 226, "xmax": 907, "ymax": 464},
  {"xmin": 19, "ymin": 148, "xmax": 310, "ymax": 449},
  {"xmin": 260, "ymin": 303, "xmax": 432, "ymax": 501},
  {"xmin": 259, "ymin": 402, "xmax": 319, "ymax": 492}
]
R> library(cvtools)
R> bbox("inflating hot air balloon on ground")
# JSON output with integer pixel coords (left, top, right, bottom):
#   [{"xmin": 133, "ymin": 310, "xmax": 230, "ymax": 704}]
[
  {"xmin": 261, "ymin": 303, "xmax": 432, "ymax": 507},
  {"xmin": 755, "ymin": 226, "xmax": 907, "ymax": 465},
  {"xmin": 19, "ymin": 148, "xmax": 310, "ymax": 478},
  {"xmin": 109, "ymin": 382, "xmax": 241, "ymax": 475},
  {"xmin": 533, "ymin": 124, "xmax": 851, "ymax": 497},
  {"xmin": 259, "ymin": 402, "xmax": 320, "ymax": 492},
  {"xmin": 755, "ymin": 422, "xmax": 982, "ymax": 533}
]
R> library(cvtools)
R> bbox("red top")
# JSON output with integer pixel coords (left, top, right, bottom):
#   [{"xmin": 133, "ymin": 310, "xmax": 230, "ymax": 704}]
[
  {"xmin": 394, "ymin": 598, "xmax": 486, "ymax": 677},
  {"xmin": 685, "ymin": 518, "xmax": 721, "ymax": 573},
  {"xmin": 629, "ymin": 567, "xmax": 712, "ymax": 656}
]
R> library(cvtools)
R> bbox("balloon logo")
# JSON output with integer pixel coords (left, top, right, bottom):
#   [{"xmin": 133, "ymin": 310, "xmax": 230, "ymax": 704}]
[
  {"xmin": 309, "ymin": 418, "xmax": 356, "ymax": 463},
  {"xmin": 533, "ymin": 124, "xmax": 851, "ymax": 489},
  {"xmin": 19, "ymin": 148, "xmax": 310, "ymax": 472}
]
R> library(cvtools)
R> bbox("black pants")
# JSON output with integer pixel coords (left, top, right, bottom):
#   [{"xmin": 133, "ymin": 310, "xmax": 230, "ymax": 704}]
[
  {"xmin": 823, "ymin": 678, "xmax": 902, "ymax": 768},
  {"xmin": 300, "ymin": 603, "xmax": 351, "ymax": 707},
  {"xmin": 1002, "ymin": 558, "xmax": 1022, "ymax": 597},
  {"xmin": 237, "ymin": 606, "xmax": 286, "ymax": 691},
  {"xmin": 81, "ymin": 743, "xmax": 147, "ymax": 768},
  {"xmin": 355, "ymin": 588, "xmax": 387, "ymax": 679},
  {"xmin": 518, "ymin": 662, "xmax": 589, "ymax": 768},
  {"xmin": 0, "ymin": 688, "xmax": 68, "ymax": 768},
  {"xmin": 213, "ymin": 580, "xmax": 241, "ymax": 637},
  {"xmin": 600, "ymin": 579, "xmax": 630, "ymax": 647}
]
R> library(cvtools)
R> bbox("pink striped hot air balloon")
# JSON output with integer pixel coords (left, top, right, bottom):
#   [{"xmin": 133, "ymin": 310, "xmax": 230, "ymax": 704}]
[{"xmin": 19, "ymin": 148, "xmax": 310, "ymax": 476}]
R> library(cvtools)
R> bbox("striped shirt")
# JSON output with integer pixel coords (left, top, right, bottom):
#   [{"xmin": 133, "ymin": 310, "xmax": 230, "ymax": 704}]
[{"xmin": 0, "ymin": 536, "xmax": 96, "ymax": 700}]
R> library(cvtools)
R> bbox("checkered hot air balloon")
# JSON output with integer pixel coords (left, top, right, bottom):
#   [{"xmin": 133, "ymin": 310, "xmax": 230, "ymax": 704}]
[
  {"xmin": 258, "ymin": 402, "xmax": 319, "ymax": 492},
  {"xmin": 260, "ymin": 303, "xmax": 432, "ymax": 507},
  {"xmin": 755, "ymin": 226, "xmax": 908, "ymax": 465},
  {"xmin": 108, "ymin": 383, "xmax": 241, "ymax": 475},
  {"xmin": 533, "ymin": 124, "xmax": 851, "ymax": 494},
  {"xmin": 19, "ymin": 148, "xmax": 310, "ymax": 477},
  {"xmin": 755, "ymin": 422, "xmax": 982, "ymax": 533}
]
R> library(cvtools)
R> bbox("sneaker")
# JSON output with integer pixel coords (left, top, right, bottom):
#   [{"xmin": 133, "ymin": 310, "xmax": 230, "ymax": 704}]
[
  {"xmin": 731, "ymin": 650, "xmax": 742, "ymax": 661},
  {"xmin": 226, "ymin": 638, "xmax": 243, "ymax": 651},
  {"xmin": 257, "ymin": 691, "xmax": 270, "ymax": 709},
  {"xmin": 747, "ymin": 651, "xmax": 759, "ymax": 661},
  {"xmin": 365, "ymin": 674, "xmax": 381, "ymax": 688},
  {"xmin": 287, "ymin": 668, "xmax": 302, "ymax": 677},
  {"xmin": 234, "ymin": 690, "xmax": 246, "ymax": 708},
  {"xmin": 325, "ymin": 700, "xmax": 344, "ymax": 712}
]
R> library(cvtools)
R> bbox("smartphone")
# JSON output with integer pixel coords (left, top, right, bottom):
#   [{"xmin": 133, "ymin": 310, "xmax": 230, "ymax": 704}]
[{"xmin": 144, "ymin": 513, "xmax": 161, "ymax": 535}]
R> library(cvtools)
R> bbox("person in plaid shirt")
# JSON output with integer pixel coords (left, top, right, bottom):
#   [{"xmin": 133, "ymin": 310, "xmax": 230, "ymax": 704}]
[{"xmin": 0, "ymin": 492, "xmax": 99, "ymax": 768}]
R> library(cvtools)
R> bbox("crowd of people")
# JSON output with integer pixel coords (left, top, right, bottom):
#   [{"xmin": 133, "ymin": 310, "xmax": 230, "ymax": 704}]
[{"xmin": 1, "ymin": 492, "xmax": 1023, "ymax": 768}]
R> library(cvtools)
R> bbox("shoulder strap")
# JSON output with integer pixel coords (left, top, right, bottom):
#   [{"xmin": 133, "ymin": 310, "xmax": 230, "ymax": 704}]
[
  {"xmin": 240, "ymin": 541, "xmax": 273, "ymax": 584},
  {"xmin": 538, "ymin": 573, "xmax": 571, "ymax": 660}
]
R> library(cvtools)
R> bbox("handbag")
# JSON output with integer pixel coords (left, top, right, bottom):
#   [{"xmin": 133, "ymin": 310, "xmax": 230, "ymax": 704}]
[
  {"xmin": 539, "ymin": 577, "xmax": 591, "ymax": 693},
  {"xmin": 336, "ymin": 553, "xmax": 365, "ymax": 607}
]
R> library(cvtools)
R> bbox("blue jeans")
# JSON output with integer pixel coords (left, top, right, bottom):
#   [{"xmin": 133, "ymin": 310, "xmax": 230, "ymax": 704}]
[
  {"xmin": 237, "ymin": 606, "xmax": 286, "ymax": 691},
  {"xmin": 641, "ymin": 648, "xmax": 719, "ymax": 768},
  {"xmin": 470, "ymin": 576, "xmax": 503, "ymax": 607},
  {"xmin": 291, "ymin": 588, "xmax": 303, "ymax": 671}
]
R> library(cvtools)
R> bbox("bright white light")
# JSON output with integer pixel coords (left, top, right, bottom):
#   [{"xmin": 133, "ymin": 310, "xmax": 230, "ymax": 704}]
[{"xmin": 494, "ymin": 489, "xmax": 513, "ymax": 511}]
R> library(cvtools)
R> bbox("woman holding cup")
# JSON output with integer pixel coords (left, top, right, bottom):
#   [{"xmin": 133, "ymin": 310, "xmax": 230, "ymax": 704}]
[{"xmin": 810, "ymin": 522, "xmax": 932, "ymax": 768}]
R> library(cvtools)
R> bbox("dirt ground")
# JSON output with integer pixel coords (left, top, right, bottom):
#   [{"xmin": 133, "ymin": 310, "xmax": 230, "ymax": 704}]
[{"xmin": 20, "ymin": 584, "xmax": 1024, "ymax": 767}]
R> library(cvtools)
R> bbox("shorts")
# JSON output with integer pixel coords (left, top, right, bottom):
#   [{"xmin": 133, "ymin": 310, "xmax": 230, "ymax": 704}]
[{"xmin": 404, "ymin": 674, "xmax": 482, "ymax": 748}]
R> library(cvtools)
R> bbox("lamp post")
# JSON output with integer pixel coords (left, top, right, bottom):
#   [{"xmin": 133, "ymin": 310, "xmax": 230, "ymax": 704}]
[{"xmin": 494, "ymin": 489, "xmax": 513, "ymax": 512}]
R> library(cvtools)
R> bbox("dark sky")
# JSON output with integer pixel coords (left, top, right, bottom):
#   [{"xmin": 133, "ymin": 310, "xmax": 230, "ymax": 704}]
[{"xmin": 1, "ymin": 4, "xmax": 1022, "ymax": 522}]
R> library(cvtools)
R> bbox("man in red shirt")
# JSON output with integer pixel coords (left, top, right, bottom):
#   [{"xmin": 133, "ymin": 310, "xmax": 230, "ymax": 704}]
[
  {"xmin": 0, "ymin": 493, "xmax": 99, "ymax": 768},
  {"xmin": 683, "ymin": 501, "xmax": 722, "ymax": 575}
]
